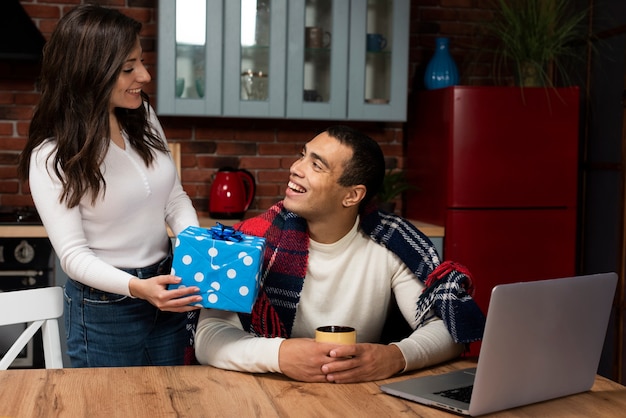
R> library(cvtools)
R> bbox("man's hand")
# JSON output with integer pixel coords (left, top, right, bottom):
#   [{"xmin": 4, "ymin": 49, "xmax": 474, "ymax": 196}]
[
  {"xmin": 278, "ymin": 339, "xmax": 406, "ymax": 383},
  {"xmin": 279, "ymin": 338, "xmax": 344, "ymax": 382},
  {"xmin": 320, "ymin": 343, "xmax": 406, "ymax": 383}
]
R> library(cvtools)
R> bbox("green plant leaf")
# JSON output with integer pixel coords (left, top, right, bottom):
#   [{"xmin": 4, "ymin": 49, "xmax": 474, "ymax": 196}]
[
  {"xmin": 487, "ymin": 0, "xmax": 588, "ymax": 86},
  {"xmin": 378, "ymin": 169, "xmax": 417, "ymax": 203}
]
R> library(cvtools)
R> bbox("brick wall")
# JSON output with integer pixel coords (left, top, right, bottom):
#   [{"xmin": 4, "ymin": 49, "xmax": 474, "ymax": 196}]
[{"xmin": 1, "ymin": 0, "xmax": 494, "ymax": 217}]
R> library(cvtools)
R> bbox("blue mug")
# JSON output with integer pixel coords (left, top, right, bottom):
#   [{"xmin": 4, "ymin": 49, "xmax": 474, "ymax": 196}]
[
  {"xmin": 303, "ymin": 89, "xmax": 322, "ymax": 102},
  {"xmin": 366, "ymin": 33, "xmax": 387, "ymax": 52}
]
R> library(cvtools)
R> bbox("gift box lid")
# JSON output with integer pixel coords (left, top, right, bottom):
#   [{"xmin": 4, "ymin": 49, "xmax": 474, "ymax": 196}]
[{"xmin": 171, "ymin": 224, "xmax": 266, "ymax": 313}]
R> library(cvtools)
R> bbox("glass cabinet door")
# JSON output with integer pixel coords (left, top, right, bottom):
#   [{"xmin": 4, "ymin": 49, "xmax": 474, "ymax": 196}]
[
  {"xmin": 157, "ymin": 0, "xmax": 410, "ymax": 120},
  {"xmin": 286, "ymin": 0, "xmax": 349, "ymax": 119},
  {"xmin": 157, "ymin": 0, "xmax": 223, "ymax": 116},
  {"xmin": 223, "ymin": 0, "xmax": 287, "ymax": 117},
  {"xmin": 348, "ymin": 0, "xmax": 409, "ymax": 121}
]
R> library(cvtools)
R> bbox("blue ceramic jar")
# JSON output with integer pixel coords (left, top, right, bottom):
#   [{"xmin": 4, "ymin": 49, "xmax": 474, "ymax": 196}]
[{"xmin": 424, "ymin": 37, "xmax": 459, "ymax": 90}]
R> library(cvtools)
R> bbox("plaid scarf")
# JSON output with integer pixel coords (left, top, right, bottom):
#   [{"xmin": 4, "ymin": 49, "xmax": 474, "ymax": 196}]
[{"xmin": 235, "ymin": 201, "xmax": 485, "ymax": 344}]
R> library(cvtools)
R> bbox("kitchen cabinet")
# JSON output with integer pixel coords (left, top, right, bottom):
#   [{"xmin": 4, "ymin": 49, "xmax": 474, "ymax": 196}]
[
  {"xmin": 405, "ymin": 86, "xmax": 580, "ymax": 353},
  {"xmin": 156, "ymin": 0, "xmax": 409, "ymax": 121}
]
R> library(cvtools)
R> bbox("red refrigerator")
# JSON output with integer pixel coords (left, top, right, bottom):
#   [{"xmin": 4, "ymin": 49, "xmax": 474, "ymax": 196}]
[{"xmin": 405, "ymin": 86, "xmax": 580, "ymax": 353}]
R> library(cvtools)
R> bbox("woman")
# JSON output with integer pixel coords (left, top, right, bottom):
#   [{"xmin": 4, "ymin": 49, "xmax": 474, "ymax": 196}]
[{"xmin": 17, "ymin": 4, "xmax": 202, "ymax": 367}]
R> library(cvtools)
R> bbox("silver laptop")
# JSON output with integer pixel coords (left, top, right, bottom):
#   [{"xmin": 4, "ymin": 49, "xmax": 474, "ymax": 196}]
[{"xmin": 380, "ymin": 272, "xmax": 618, "ymax": 416}]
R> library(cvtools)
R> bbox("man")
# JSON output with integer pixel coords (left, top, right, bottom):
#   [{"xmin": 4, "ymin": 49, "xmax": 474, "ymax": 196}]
[{"xmin": 194, "ymin": 126, "xmax": 484, "ymax": 383}]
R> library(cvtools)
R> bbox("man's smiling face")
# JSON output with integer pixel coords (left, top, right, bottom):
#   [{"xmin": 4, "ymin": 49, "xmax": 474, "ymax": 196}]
[{"xmin": 283, "ymin": 132, "xmax": 354, "ymax": 222}]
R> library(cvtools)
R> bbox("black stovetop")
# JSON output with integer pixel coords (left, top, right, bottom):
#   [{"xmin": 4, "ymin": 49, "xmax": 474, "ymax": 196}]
[{"xmin": 0, "ymin": 206, "xmax": 42, "ymax": 225}]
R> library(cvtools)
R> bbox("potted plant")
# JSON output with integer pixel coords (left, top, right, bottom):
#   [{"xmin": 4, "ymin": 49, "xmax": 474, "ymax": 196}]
[
  {"xmin": 487, "ymin": 0, "xmax": 588, "ymax": 87},
  {"xmin": 377, "ymin": 169, "xmax": 416, "ymax": 213}
]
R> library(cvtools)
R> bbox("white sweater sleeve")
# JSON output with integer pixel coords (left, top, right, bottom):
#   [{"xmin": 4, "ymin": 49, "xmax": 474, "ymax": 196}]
[
  {"xmin": 390, "ymin": 264, "xmax": 465, "ymax": 371},
  {"xmin": 195, "ymin": 308, "xmax": 284, "ymax": 373},
  {"xmin": 193, "ymin": 224, "xmax": 464, "ymax": 374},
  {"xmin": 392, "ymin": 319, "xmax": 465, "ymax": 372},
  {"xmin": 28, "ymin": 109, "xmax": 198, "ymax": 296},
  {"xmin": 29, "ymin": 143, "xmax": 136, "ymax": 295}
]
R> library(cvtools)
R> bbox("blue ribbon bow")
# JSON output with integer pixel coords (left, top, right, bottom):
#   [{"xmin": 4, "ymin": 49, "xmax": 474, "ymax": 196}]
[{"xmin": 209, "ymin": 223, "xmax": 244, "ymax": 242}]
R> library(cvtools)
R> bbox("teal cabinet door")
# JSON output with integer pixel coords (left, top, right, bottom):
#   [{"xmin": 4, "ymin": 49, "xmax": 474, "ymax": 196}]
[
  {"xmin": 223, "ymin": 0, "xmax": 287, "ymax": 118},
  {"xmin": 157, "ymin": 0, "xmax": 223, "ymax": 116},
  {"xmin": 285, "ymin": 0, "xmax": 349, "ymax": 120},
  {"xmin": 348, "ymin": 0, "xmax": 410, "ymax": 121},
  {"xmin": 156, "ymin": 0, "xmax": 409, "ymax": 121}
]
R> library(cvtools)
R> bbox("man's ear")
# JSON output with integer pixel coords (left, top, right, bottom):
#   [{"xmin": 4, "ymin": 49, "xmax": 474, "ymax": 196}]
[{"xmin": 343, "ymin": 185, "xmax": 367, "ymax": 208}]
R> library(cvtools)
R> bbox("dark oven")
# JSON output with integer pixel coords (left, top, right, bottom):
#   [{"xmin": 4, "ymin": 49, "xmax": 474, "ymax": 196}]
[{"xmin": 0, "ymin": 207, "xmax": 54, "ymax": 368}]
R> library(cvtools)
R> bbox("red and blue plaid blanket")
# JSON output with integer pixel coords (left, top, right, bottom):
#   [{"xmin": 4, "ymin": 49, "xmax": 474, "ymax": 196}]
[{"xmin": 234, "ymin": 201, "xmax": 485, "ymax": 344}]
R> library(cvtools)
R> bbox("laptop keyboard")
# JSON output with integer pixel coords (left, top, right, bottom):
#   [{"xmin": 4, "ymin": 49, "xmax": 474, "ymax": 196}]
[{"xmin": 434, "ymin": 385, "xmax": 474, "ymax": 403}]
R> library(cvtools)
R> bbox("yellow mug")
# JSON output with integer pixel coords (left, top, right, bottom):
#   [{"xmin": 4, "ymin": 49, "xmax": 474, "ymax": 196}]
[{"xmin": 315, "ymin": 326, "xmax": 356, "ymax": 344}]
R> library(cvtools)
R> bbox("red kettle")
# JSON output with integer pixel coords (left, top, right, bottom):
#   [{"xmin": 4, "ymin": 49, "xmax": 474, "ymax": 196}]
[{"xmin": 209, "ymin": 168, "xmax": 256, "ymax": 219}]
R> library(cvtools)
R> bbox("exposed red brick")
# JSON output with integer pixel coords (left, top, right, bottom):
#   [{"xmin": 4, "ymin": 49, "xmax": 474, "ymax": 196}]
[
  {"xmin": 5, "ymin": 0, "xmax": 501, "ymax": 214},
  {"xmin": 0, "ymin": 106, "xmax": 34, "ymax": 121},
  {"xmin": 257, "ymin": 170, "xmax": 289, "ymax": 183},
  {"xmin": 22, "ymin": 4, "xmax": 61, "ymax": 19},
  {"xmin": 0, "ymin": 138, "xmax": 26, "ymax": 150},
  {"xmin": 181, "ymin": 169, "xmax": 212, "ymax": 183},
  {"xmin": 38, "ymin": 19, "xmax": 62, "ymax": 36},
  {"xmin": 258, "ymin": 143, "xmax": 301, "ymax": 156},
  {"xmin": 195, "ymin": 128, "xmax": 236, "ymax": 141},
  {"xmin": 96, "ymin": 0, "xmax": 126, "ymax": 7},
  {"xmin": 196, "ymin": 156, "xmax": 239, "ymax": 170},
  {"xmin": 256, "ymin": 183, "xmax": 282, "ymax": 197},
  {"xmin": 233, "ymin": 129, "xmax": 276, "ymax": 142},
  {"xmin": 0, "ymin": 181, "xmax": 20, "ymax": 193},
  {"xmin": 0, "ymin": 194, "xmax": 35, "ymax": 207},
  {"xmin": 17, "ymin": 123, "xmax": 31, "ymax": 137},
  {"xmin": 280, "ymin": 156, "xmax": 299, "ymax": 169},
  {"xmin": 37, "ymin": 0, "xmax": 81, "ymax": 5},
  {"xmin": 0, "ymin": 124, "xmax": 14, "ymax": 136},
  {"xmin": 185, "ymin": 141, "xmax": 217, "ymax": 154},
  {"xmin": 255, "ymin": 197, "xmax": 282, "ymax": 210},
  {"xmin": 163, "ymin": 127, "xmax": 193, "ymax": 141},
  {"xmin": 121, "ymin": 7, "xmax": 152, "ymax": 24},
  {"xmin": 239, "ymin": 157, "xmax": 282, "ymax": 170},
  {"xmin": 15, "ymin": 93, "xmax": 40, "ymax": 106},
  {"xmin": 215, "ymin": 142, "xmax": 257, "ymax": 156},
  {"xmin": 0, "ymin": 166, "xmax": 18, "ymax": 179}
]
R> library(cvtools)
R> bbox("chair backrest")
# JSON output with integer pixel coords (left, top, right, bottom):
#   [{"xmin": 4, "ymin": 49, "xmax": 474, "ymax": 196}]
[
  {"xmin": 0, "ymin": 286, "xmax": 64, "ymax": 369},
  {"xmin": 168, "ymin": 142, "xmax": 181, "ymax": 177}
]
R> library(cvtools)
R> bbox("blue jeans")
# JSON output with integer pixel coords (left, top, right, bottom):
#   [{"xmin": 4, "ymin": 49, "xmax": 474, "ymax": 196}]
[{"xmin": 63, "ymin": 252, "xmax": 188, "ymax": 367}]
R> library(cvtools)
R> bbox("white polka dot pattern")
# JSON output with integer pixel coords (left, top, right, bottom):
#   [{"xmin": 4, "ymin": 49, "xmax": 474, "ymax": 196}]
[{"xmin": 168, "ymin": 225, "xmax": 266, "ymax": 313}]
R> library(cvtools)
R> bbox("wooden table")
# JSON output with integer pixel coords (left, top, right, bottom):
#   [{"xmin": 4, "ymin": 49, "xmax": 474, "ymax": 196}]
[{"xmin": 0, "ymin": 359, "xmax": 624, "ymax": 417}]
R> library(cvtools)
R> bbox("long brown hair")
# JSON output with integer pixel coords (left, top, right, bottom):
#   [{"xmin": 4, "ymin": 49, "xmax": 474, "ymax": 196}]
[{"xmin": 18, "ymin": 4, "xmax": 168, "ymax": 208}]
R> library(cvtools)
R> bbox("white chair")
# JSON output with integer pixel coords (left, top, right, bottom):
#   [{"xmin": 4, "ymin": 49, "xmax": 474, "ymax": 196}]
[{"xmin": 0, "ymin": 286, "xmax": 64, "ymax": 369}]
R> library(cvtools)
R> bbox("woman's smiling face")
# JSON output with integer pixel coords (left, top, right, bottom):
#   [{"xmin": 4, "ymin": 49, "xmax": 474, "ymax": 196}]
[{"xmin": 109, "ymin": 37, "xmax": 150, "ymax": 112}]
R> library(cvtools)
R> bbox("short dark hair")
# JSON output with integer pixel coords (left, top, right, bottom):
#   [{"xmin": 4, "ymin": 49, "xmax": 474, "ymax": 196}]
[{"xmin": 326, "ymin": 125, "xmax": 385, "ymax": 207}]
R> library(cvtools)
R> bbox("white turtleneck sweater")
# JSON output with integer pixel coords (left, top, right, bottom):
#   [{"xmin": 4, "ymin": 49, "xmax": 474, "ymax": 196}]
[
  {"xmin": 28, "ymin": 109, "xmax": 198, "ymax": 296},
  {"xmin": 195, "ymin": 216, "xmax": 463, "ymax": 373}
]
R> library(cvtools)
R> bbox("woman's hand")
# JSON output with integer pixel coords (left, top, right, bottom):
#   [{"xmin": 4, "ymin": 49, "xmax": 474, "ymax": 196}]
[{"xmin": 129, "ymin": 275, "xmax": 202, "ymax": 312}]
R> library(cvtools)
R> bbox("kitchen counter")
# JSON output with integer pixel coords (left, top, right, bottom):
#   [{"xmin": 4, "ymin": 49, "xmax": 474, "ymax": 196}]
[{"xmin": 0, "ymin": 217, "xmax": 444, "ymax": 239}]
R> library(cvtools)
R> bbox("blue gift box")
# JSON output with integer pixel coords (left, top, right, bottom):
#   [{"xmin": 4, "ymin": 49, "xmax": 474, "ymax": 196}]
[{"xmin": 169, "ymin": 225, "xmax": 266, "ymax": 313}]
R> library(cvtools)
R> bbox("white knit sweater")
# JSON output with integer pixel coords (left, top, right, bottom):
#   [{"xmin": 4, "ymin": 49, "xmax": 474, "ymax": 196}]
[
  {"xmin": 195, "ymin": 217, "xmax": 463, "ymax": 373},
  {"xmin": 28, "ymin": 109, "xmax": 198, "ymax": 296}
]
